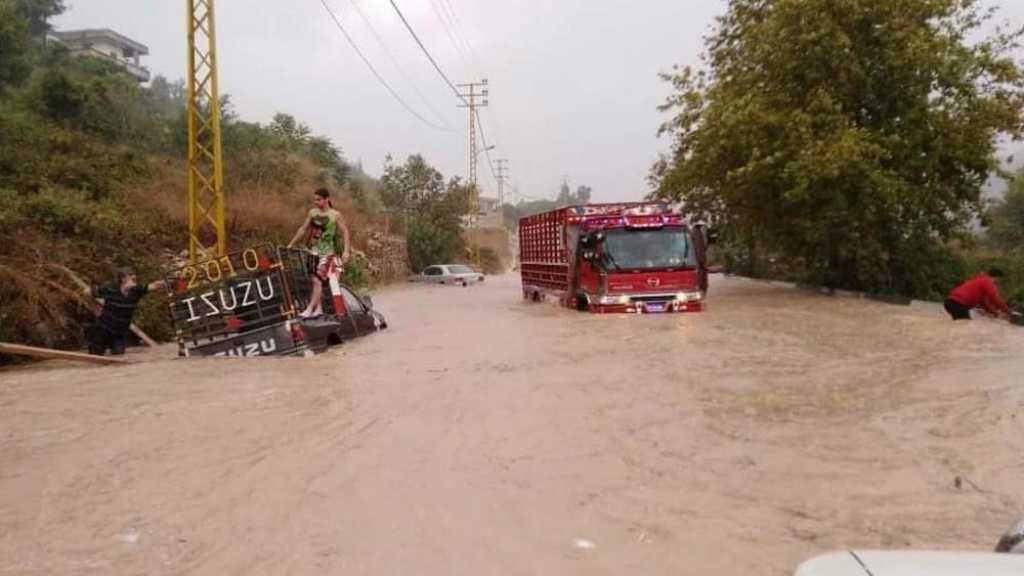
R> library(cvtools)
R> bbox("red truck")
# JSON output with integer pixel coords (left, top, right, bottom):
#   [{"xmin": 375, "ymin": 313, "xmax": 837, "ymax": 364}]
[{"xmin": 518, "ymin": 202, "xmax": 711, "ymax": 313}]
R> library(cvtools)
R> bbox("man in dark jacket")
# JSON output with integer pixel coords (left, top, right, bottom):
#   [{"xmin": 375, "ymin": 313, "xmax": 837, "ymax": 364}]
[
  {"xmin": 944, "ymin": 268, "xmax": 1012, "ymax": 321},
  {"xmin": 86, "ymin": 268, "xmax": 163, "ymax": 355}
]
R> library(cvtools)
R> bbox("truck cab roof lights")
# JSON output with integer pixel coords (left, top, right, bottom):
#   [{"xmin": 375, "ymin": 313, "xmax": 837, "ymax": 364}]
[
  {"xmin": 583, "ymin": 216, "xmax": 625, "ymax": 230},
  {"xmin": 624, "ymin": 215, "xmax": 667, "ymax": 229},
  {"xmin": 571, "ymin": 203, "xmax": 672, "ymax": 217}
]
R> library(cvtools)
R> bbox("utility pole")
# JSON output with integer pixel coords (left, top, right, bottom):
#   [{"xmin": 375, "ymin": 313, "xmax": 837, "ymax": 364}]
[
  {"xmin": 495, "ymin": 159, "xmax": 509, "ymax": 206},
  {"xmin": 186, "ymin": 0, "xmax": 226, "ymax": 262},
  {"xmin": 457, "ymin": 79, "xmax": 488, "ymax": 267},
  {"xmin": 495, "ymin": 158, "xmax": 509, "ymax": 228}
]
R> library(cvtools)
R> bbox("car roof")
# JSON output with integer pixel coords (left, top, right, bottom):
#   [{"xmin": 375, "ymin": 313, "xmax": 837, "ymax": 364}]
[{"xmin": 796, "ymin": 551, "xmax": 1024, "ymax": 576}]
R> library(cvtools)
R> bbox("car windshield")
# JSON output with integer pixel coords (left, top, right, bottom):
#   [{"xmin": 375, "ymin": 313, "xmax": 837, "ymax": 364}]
[
  {"xmin": 602, "ymin": 228, "xmax": 695, "ymax": 270},
  {"xmin": 448, "ymin": 265, "xmax": 475, "ymax": 275}
]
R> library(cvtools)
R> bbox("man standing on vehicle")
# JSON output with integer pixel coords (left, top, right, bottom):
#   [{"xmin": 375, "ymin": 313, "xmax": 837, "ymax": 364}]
[
  {"xmin": 86, "ymin": 267, "xmax": 163, "ymax": 355},
  {"xmin": 287, "ymin": 188, "xmax": 351, "ymax": 318},
  {"xmin": 945, "ymin": 268, "xmax": 1013, "ymax": 321}
]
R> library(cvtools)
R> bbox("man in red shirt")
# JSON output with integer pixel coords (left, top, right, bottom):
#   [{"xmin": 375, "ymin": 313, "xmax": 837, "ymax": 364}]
[{"xmin": 945, "ymin": 268, "xmax": 1012, "ymax": 320}]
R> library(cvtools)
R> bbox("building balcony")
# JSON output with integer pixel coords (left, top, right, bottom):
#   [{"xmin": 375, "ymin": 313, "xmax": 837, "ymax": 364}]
[{"xmin": 82, "ymin": 47, "xmax": 151, "ymax": 82}]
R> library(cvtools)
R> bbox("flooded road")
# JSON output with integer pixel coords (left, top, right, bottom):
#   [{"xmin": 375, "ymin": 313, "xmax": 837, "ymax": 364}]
[{"xmin": 2, "ymin": 274, "xmax": 1023, "ymax": 575}]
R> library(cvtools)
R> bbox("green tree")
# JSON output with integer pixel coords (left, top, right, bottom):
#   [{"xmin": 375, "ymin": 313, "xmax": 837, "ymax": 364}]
[
  {"xmin": 379, "ymin": 154, "xmax": 447, "ymax": 226},
  {"xmin": 0, "ymin": 0, "xmax": 31, "ymax": 92},
  {"xmin": 407, "ymin": 217, "xmax": 458, "ymax": 271},
  {"xmin": 989, "ymin": 176, "xmax": 1024, "ymax": 255},
  {"xmin": 14, "ymin": 0, "xmax": 64, "ymax": 38},
  {"xmin": 652, "ymin": 0, "xmax": 1024, "ymax": 293},
  {"xmin": 379, "ymin": 154, "xmax": 471, "ymax": 268},
  {"xmin": 269, "ymin": 112, "xmax": 311, "ymax": 151},
  {"xmin": 307, "ymin": 135, "xmax": 349, "ymax": 185}
]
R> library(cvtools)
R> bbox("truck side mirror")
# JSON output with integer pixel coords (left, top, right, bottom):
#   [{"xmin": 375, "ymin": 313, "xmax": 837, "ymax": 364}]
[
  {"xmin": 362, "ymin": 295, "xmax": 374, "ymax": 309},
  {"xmin": 706, "ymin": 228, "xmax": 719, "ymax": 245}
]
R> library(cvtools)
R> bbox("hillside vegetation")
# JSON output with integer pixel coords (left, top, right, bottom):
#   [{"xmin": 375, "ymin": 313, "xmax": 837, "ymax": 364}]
[{"xmin": 0, "ymin": 0, "xmax": 478, "ymax": 354}]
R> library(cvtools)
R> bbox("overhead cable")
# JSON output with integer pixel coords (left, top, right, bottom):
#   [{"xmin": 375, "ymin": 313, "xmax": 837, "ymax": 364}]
[
  {"xmin": 387, "ymin": 0, "xmax": 466, "ymax": 103},
  {"xmin": 347, "ymin": 0, "xmax": 453, "ymax": 130},
  {"xmin": 318, "ymin": 0, "xmax": 451, "ymax": 131}
]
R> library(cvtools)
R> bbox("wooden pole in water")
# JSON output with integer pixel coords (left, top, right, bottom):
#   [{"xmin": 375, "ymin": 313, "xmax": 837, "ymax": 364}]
[{"xmin": 0, "ymin": 343, "xmax": 129, "ymax": 365}]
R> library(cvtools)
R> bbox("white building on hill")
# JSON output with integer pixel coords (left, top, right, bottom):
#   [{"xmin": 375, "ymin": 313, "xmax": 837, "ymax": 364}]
[{"xmin": 50, "ymin": 29, "xmax": 150, "ymax": 82}]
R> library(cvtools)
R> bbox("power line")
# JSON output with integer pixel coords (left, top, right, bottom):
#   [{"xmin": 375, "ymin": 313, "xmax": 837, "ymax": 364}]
[
  {"xmin": 495, "ymin": 158, "xmax": 509, "ymax": 205},
  {"xmin": 346, "ymin": 0, "xmax": 453, "ymax": 130},
  {"xmin": 386, "ymin": 0, "xmax": 506, "ymax": 203},
  {"xmin": 427, "ymin": 0, "xmax": 471, "ymax": 68},
  {"xmin": 438, "ymin": 0, "xmax": 477, "ymax": 64},
  {"xmin": 318, "ymin": 0, "xmax": 450, "ymax": 132},
  {"xmin": 482, "ymin": 107, "xmax": 506, "ymax": 177},
  {"xmin": 387, "ymin": 0, "xmax": 466, "ymax": 103},
  {"xmin": 475, "ymin": 107, "xmax": 498, "ymax": 182}
]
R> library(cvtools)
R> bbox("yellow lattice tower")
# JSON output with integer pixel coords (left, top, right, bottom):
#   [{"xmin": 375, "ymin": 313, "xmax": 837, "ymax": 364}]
[{"xmin": 186, "ymin": 0, "xmax": 226, "ymax": 262}]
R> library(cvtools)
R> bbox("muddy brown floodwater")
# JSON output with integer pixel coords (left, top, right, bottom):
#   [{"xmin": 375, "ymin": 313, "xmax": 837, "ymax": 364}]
[{"xmin": 2, "ymin": 274, "xmax": 1023, "ymax": 575}]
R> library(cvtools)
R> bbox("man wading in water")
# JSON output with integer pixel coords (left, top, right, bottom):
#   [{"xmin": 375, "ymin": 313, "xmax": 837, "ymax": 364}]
[
  {"xmin": 287, "ymin": 188, "xmax": 351, "ymax": 318},
  {"xmin": 944, "ymin": 268, "xmax": 1015, "ymax": 321},
  {"xmin": 86, "ymin": 268, "xmax": 164, "ymax": 355}
]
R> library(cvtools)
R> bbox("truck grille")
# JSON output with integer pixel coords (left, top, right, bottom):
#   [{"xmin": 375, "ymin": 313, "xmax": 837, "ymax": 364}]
[{"xmin": 630, "ymin": 294, "xmax": 675, "ymax": 303}]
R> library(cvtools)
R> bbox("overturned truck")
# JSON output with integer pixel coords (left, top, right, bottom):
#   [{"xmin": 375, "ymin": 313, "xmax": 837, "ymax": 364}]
[{"xmin": 163, "ymin": 245, "xmax": 386, "ymax": 358}]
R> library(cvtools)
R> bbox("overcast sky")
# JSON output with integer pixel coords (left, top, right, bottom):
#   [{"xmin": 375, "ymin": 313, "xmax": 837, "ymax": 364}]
[{"xmin": 55, "ymin": 1, "xmax": 1024, "ymax": 204}]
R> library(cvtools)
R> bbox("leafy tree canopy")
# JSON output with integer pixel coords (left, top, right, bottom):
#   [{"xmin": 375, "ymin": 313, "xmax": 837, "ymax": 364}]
[
  {"xmin": 0, "ymin": 0, "xmax": 32, "ymax": 92},
  {"xmin": 652, "ymin": 0, "xmax": 1024, "ymax": 292},
  {"xmin": 14, "ymin": 0, "xmax": 64, "ymax": 37}
]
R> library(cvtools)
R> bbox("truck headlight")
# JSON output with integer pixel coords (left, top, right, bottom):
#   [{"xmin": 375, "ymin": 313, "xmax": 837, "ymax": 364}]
[{"xmin": 676, "ymin": 291, "xmax": 703, "ymax": 302}]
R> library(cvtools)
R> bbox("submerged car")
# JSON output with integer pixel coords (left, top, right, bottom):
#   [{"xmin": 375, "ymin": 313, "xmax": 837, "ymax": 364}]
[
  {"xmin": 410, "ymin": 264, "xmax": 485, "ymax": 286},
  {"xmin": 278, "ymin": 250, "xmax": 388, "ymax": 353},
  {"xmin": 299, "ymin": 287, "xmax": 387, "ymax": 353}
]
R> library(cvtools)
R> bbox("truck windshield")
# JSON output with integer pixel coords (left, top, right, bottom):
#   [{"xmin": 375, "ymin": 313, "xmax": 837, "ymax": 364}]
[{"xmin": 602, "ymin": 228, "xmax": 695, "ymax": 270}]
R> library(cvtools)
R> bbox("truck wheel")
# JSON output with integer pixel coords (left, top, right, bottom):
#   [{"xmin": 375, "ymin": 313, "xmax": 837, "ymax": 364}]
[{"xmin": 575, "ymin": 295, "xmax": 589, "ymax": 311}]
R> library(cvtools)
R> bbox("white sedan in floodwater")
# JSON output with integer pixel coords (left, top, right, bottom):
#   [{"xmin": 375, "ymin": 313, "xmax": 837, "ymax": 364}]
[{"xmin": 410, "ymin": 264, "xmax": 485, "ymax": 287}]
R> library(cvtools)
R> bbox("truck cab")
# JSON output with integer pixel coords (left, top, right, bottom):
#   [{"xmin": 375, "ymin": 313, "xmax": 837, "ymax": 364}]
[
  {"xmin": 519, "ymin": 202, "xmax": 711, "ymax": 314},
  {"xmin": 576, "ymin": 222, "xmax": 707, "ymax": 313}
]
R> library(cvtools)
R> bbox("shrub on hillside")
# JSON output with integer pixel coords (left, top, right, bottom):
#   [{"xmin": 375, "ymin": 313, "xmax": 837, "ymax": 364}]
[
  {"xmin": 407, "ymin": 217, "xmax": 462, "ymax": 272},
  {"xmin": 342, "ymin": 254, "xmax": 370, "ymax": 289}
]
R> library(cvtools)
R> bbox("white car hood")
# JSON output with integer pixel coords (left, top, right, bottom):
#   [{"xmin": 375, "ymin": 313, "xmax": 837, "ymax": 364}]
[{"xmin": 796, "ymin": 551, "xmax": 1024, "ymax": 575}]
